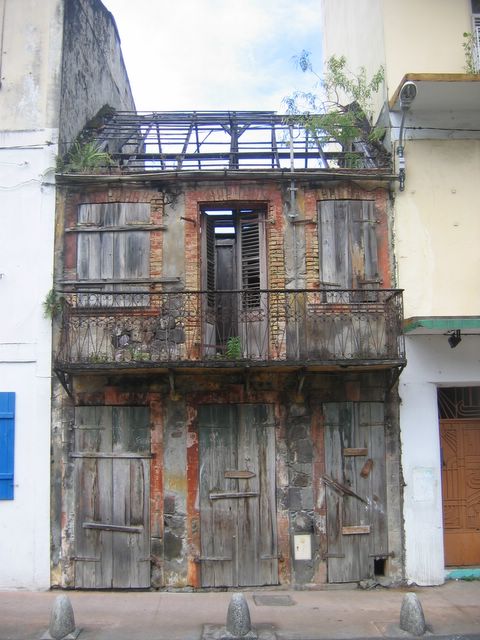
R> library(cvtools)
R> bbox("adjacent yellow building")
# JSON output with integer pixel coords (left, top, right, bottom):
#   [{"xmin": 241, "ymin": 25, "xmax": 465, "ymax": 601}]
[{"xmin": 321, "ymin": 0, "xmax": 480, "ymax": 585}]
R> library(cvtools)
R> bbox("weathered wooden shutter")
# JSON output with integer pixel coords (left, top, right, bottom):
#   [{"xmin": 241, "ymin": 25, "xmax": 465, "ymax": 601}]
[
  {"xmin": 319, "ymin": 200, "xmax": 350, "ymax": 289},
  {"xmin": 0, "ymin": 392, "xmax": 15, "ymax": 500},
  {"xmin": 318, "ymin": 201, "xmax": 379, "ymax": 290},
  {"xmin": 351, "ymin": 201, "xmax": 379, "ymax": 288},
  {"xmin": 77, "ymin": 203, "xmax": 150, "ymax": 305}
]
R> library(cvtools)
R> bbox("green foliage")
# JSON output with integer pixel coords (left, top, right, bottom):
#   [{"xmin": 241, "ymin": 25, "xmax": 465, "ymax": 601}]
[
  {"xmin": 43, "ymin": 289, "xmax": 64, "ymax": 319},
  {"xmin": 225, "ymin": 336, "xmax": 242, "ymax": 359},
  {"xmin": 284, "ymin": 52, "xmax": 385, "ymax": 161},
  {"xmin": 60, "ymin": 140, "xmax": 115, "ymax": 173},
  {"xmin": 462, "ymin": 32, "xmax": 478, "ymax": 74}
]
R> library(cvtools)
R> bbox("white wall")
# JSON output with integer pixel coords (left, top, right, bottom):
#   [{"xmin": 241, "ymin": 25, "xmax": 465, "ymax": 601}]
[
  {"xmin": 0, "ymin": 130, "xmax": 57, "ymax": 588},
  {"xmin": 399, "ymin": 334, "xmax": 480, "ymax": 585}
]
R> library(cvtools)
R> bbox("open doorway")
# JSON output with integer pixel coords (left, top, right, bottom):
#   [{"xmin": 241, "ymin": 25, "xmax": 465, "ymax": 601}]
[{"xmin": 201, "ymin": 205, "xmax": 267, "ymax": 358}]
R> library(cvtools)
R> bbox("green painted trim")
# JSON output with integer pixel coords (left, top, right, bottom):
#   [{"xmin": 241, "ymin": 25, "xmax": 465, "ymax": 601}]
[
  {"xmin": 445, "ymin": 568, "xmax": 480, "ymax": 581},
  {"xmin": 404, "ymin": 317, "xmax": 480, "ymax": 334}
]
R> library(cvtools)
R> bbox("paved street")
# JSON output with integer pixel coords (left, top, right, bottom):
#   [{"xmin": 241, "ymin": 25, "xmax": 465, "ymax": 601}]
[{"xmin": 0, "ymin": 580, "xmax": 479, "ymax": 640}]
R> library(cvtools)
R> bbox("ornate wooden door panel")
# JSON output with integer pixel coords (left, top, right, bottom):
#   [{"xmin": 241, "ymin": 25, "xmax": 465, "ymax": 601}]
[
  {"xmin": 441, "ymin": 420, "xmax": 480, "ymax": 566},
  {"xmin": 198, "ymin": 404, "xmax": 277, "ymax": 587},
  {"xmin": 324, "ymin": 402, "xmax": 387, "ymax": 583},
  {"xmin": 73, "ymin": 407, "xmax": 151, "ymax": 589}
]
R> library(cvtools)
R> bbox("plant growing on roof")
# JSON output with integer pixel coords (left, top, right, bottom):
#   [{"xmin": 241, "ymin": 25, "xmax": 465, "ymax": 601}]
[
  {"xmin": 283, "ymin": 52, "xmax": 385, "ymax": 167},
  {"xmin": 59, "ymin": 140, "xmax": 115, "ymax": 173}
]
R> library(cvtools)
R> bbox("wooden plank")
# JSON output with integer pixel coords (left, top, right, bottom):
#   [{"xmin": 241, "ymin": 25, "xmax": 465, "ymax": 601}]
[
  {"xmin": 344, "ymin": 448, "xmax": 368, "ymax": 457},
  {"xmin": 71, "ymin": 452, "xmax": 152, "ymax": 459},
  {"xmin": 83, "ymin": 522, "xmax": 143, "ymax": 533},
  {"xmin": 256, "ymin": 404, "xmax": 278, "ymax": 586},
  {"xmin": 67, "ymin": 224, "xmax": 165, "ymax": 233},
  {"xmin": 224, "ymin": 470, "xmax": 256, "ymax": 479},
  {"xmin": 112, "ymin": 457, "xmax": 132, "ymax": 588},
  {"xmin": 342, "ymin": 525, "xmax": 371, "ymax": 535},
  {"xmin": 209, "ymin": 491, "xmax": 259, "ymax": 500},
  {"xmin": 360, "ymin": 403, "xmax": 388, "ymax": 559},
  {"xmin": 236, "ymin": 404, "xmax": 260, "ymax": 587}
]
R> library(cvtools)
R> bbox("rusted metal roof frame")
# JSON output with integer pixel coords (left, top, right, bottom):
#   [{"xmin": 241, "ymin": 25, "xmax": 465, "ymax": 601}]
[{"xmin": 78, "ymin": 110, "xmax": 390, "ymax": 173}]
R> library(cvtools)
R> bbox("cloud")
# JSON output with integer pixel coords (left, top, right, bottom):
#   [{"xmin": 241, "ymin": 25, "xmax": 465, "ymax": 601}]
[{"xmin": 103, "ymin": 0, "xmax": 322, "ymax": 111}]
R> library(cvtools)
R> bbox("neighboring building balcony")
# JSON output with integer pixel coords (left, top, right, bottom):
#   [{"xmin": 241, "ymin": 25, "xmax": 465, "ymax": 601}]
[{"xmin": 54, "ymin": 288, "xmax": 405, "ymax": 372}]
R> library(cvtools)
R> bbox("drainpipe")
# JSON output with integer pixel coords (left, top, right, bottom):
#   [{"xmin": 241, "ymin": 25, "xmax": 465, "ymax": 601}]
[
  {"xmin": 396, "ymin": 81, "xmax": 417, "ymax": 191},
  {"xmin": 288, "ymin": 126, "xmax": 298, "ymax": 288},
  {"xmin": 0, "ymin": 0, "xmax": 7, "ymax": 89}
]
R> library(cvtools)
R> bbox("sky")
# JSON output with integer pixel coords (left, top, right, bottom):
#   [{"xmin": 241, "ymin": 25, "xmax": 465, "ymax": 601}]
[{"xmin": 102, "ymin": 0, "xmax": 323, "ymax": 113}]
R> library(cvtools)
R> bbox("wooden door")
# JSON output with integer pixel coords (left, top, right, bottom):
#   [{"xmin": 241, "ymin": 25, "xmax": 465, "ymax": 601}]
[
  {"xmin": 215, "ymin": 238, "xmax": 237, "ymax": 346},
  {"xmin": 198, "ymin": 404, "xmax": 278, "ymax": 587},
  {"xmin": 441, "ymin": 420, "xmax": 480, "ymax": 566},
  {"xmin": 324, "ymin": 402, "xmax": 387, "ymax": 583},
  {"xmin": 73, "ymin": 406, "xmax": 151, "ymax": 589}
]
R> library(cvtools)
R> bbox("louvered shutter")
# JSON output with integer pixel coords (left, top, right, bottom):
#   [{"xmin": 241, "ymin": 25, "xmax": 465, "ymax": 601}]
[
  {"xmin": 0, "ymin": 393, "xmax": 15, "ymax": 500},
  {"xmin": 205, "ymin": 214, "xmax": 216, "ymax": 308},
  {"xmin": 236, "ymin": 210, "xmax": 267, "ymax": 358},
  {"xmin": 238, "ymin": 212, "xmax": 264, "ymax": 309}
]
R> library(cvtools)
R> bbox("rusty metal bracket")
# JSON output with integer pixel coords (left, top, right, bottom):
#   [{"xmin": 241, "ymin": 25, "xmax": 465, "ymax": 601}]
[{"xmin": 54, "ymin": 368, "xmax": 73, "ymax": 400}]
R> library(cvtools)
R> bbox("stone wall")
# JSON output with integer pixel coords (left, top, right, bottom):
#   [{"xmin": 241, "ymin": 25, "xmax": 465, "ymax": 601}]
[{"xmin": 59, "ymin": 0, "xmax": 135, "ymax": 151}]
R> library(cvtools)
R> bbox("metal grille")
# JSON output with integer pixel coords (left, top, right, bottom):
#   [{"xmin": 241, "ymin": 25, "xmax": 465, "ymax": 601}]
[{"xmin": 438, "ymin": 387, "xmax": 480, "ymax": 419}]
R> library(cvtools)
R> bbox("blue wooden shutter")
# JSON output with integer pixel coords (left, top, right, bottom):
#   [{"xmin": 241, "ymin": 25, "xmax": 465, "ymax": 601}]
[{"xmin": 0, "ymin": 392, "xmax": 15, "ymax": 500}]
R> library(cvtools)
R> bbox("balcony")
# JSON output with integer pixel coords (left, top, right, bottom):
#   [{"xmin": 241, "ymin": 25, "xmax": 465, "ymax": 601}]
[{"xmin": 54, "ymin": 288, "xmax": 405, "ymax": 373}]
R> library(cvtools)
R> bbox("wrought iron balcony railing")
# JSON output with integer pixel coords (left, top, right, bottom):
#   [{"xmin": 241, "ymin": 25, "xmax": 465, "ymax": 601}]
[{"xmin": 54, "ymin": 288, "xmax": 405, "ymax": 369}]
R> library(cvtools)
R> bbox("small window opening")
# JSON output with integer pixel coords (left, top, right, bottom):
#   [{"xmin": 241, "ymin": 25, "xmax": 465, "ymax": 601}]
[{"xmin": 374, "ymin": 558, "xmax": 386, "ymax": 576}]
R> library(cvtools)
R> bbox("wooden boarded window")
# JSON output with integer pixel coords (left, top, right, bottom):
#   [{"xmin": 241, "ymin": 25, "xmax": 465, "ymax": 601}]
[
  {"xmin": 76, "ymin": 203, "xmax": 151, "ymax": 305},
  {"xmin": 318, "ymin": 200, "xmax": 380, "ymax": 290}
]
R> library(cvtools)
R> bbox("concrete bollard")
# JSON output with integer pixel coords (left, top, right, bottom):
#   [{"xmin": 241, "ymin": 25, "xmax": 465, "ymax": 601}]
[
  {"xmin": 221, "ymin": 593, "xmax": 258, "ymax": 639},
  {"xmin": 399, "ymin": 592, "xmax": 427, "ymax": 636},
  {"xmin": 41, "ymin": 595, "xmax": 81, "ymax": 640}
]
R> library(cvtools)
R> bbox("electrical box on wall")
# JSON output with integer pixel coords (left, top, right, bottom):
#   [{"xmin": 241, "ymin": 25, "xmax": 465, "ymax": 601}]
[{"xmin": 294, "ymin": 534, "xmax": 312, "ymax": 560}]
